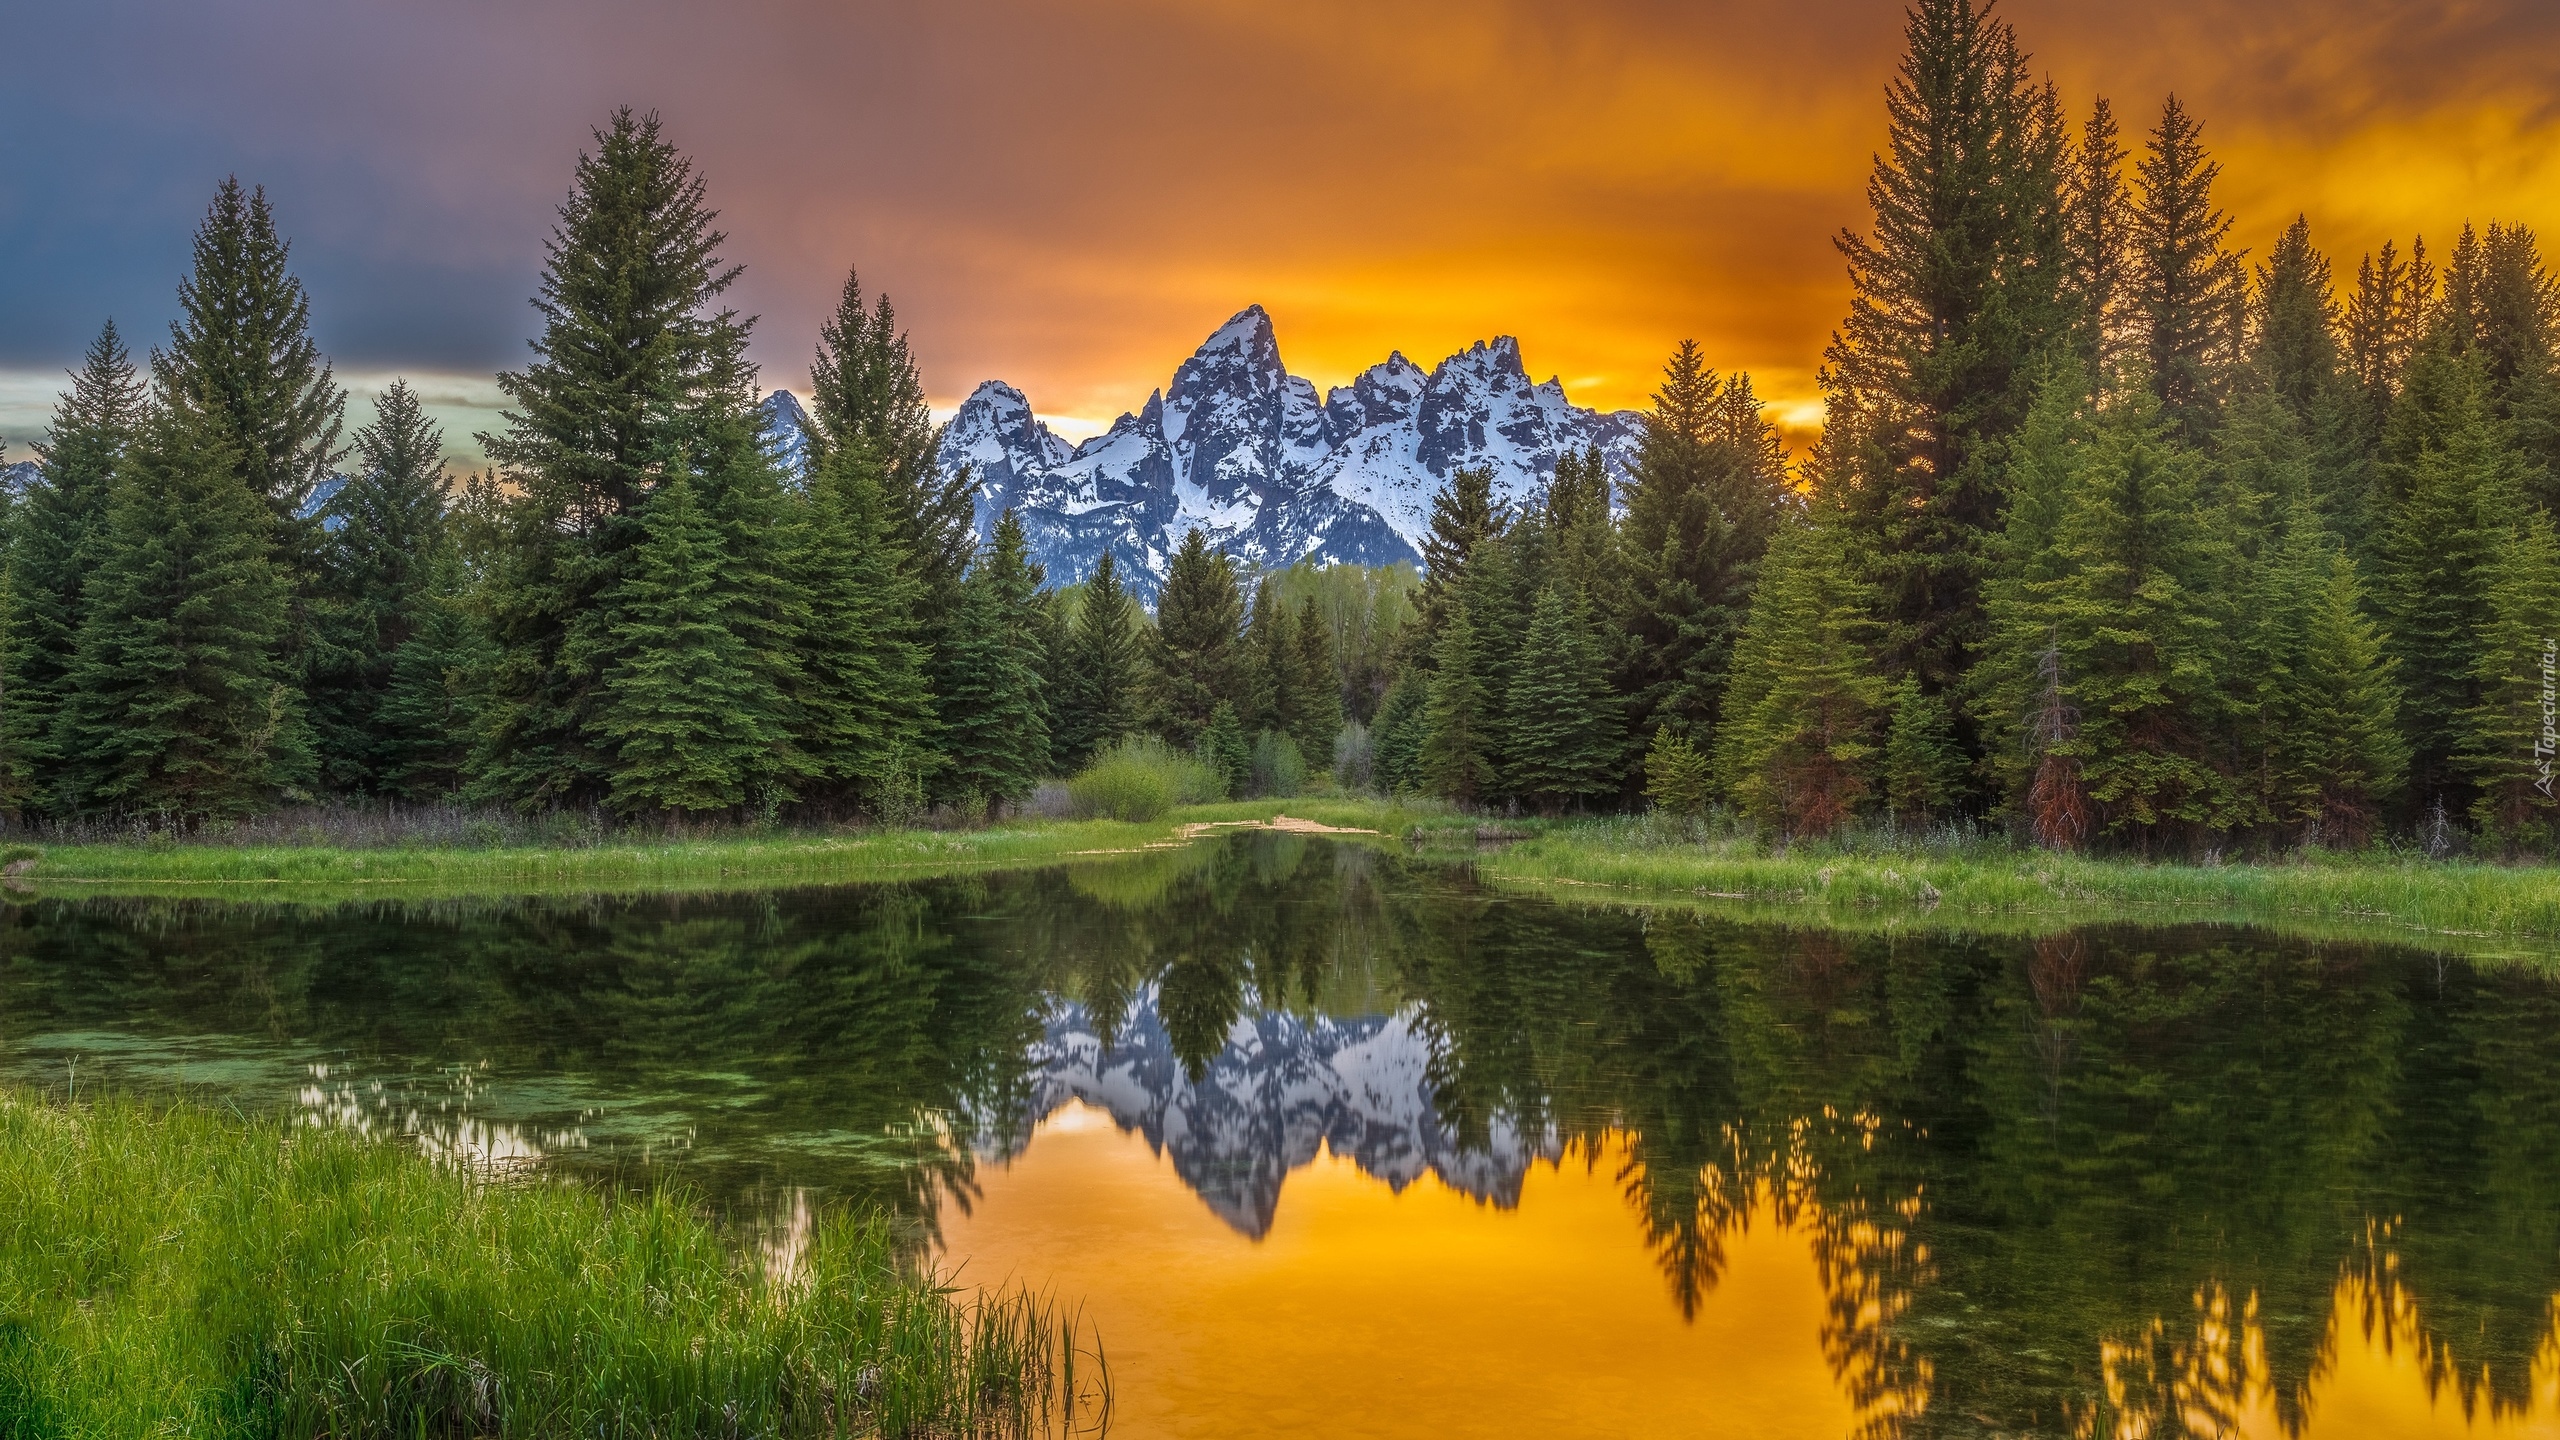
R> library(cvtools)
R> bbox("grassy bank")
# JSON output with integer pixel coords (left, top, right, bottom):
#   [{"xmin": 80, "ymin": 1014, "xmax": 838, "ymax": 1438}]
[
  {"xmin": 1460, "ymin": 816, "xmax": 2560, "ymax": 956},
  {"xmin": 0, "ymin": 1089, "xmax": 1104, "ymax": 1438}
]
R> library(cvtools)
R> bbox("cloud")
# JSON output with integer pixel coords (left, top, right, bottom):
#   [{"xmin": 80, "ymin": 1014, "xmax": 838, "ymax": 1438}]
[{"xmin": 3, "ymin": 0, "xmax": 2555, "ymax": 446}]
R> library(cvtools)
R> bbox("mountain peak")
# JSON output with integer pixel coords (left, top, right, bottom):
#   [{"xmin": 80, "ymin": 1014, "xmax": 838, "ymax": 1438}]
[{"xmin": 1198, "ymin": 303, "xmax": 1277, "ymax": 356}]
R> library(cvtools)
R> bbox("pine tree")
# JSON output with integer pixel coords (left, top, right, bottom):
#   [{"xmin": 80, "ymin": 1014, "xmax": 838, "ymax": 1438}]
[
  {"xmin": 2131, "ymin": 95, "xmax": 2246, "ymax": 445},
  {"xmin": 1503, "ymin": 588, "xmax": 1622, "ymax": 812},
  {"xmin": 1242, "ymin": 575, "xmax": 1295, "ymax": 738},
  {"xmin": 1197, "ymin": 701, "xmax": 1250, "ymax": 800},
  {"xmin": 12, "ymin": 322, "xmax": 144, "ymax": 805},
  {"xmin": 1619, "ymin": 343, "xmax": 1787, "ymax": 745},
  {"xmin": 938, "ymin": 510, "xmax": 1049, "ymax": 810},
  {"xmin": 2272, "ymin": 541, "xmax": 2406, "ymax": 847},
  {"xmin": 2457, "ymin": 512, "xmax": 2560, "ymax": 852},
  {"xmin": 1145, "ymin": 529, "xmax": 1244, "ymax": 747},
  {"xmin": 599, "ymin": 469, "xmax": 784, "ymax": 815},
  {"xmin": 2063, "ymin": 97, "xmax": 2137, "ymax": 386},
  {"xmin": 1419, "ymin": 600, "xmax": 1497, "ymax": 805},
  {"xmin": 1052, "ymin": 549, "xmax": 1139, "ymax": 771},
  {"xmin": 794, "ymin": 438, "xmax": 933, "ymax": 809},
  {"xmin": 157, "ymin": 177, "xmax": 347, "ymax": 557},
  {"xmin": 56, "ymin": 404, "xmax": 310, "ymax": 820},
  {"xmin": 1289, "ymin": 594, "xmax": 1342, "ymax": 764},
  {"xmin": 1371, "ymin": 668, "xmax": 1429, "ymax": 795},
  {"xmin": 309, "ymin": 380, "xmax": 459, "ymax": 791},
  {"xmin": 371, "ymin": 550, "xmax": 488, "ymax": 801},
  {"xmin": 2252, "ymin": 218, "xmax": 2342, "ymax": 423},
  {"xmin": 1642, "ymin": 727, "xmax": 1712, "ymax": 819},
  {"xmin": 2374, "ymin": 366, "xmax": 2523, "ymax": 813},
  {"xmin": 473, "ymin": 109, "xmax": 770, "ymax": 810},
  {"xmin": 1882, "ymin": 676, "xmax": 1966, "ymax": 827},
  {"xmin": 1415, "ymin": 465, "xmax": 1507, "ymax": 652},
  {"xmin": 1820, "ymin": 0, "xmax": 2068, "ymax": 706},
  {"xmin": 1714, "ymin": 512, "xmax": 1888, "ymax": 838},
  {"xmin": 2344, "ymin": 239, "xmax": 2431, "ymax": 436}
]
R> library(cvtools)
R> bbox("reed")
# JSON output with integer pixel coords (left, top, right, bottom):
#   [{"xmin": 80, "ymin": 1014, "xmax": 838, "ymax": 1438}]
[{"xmin": 0, "ymin": 1090, "xmax": 1108, "ymax": 1438}]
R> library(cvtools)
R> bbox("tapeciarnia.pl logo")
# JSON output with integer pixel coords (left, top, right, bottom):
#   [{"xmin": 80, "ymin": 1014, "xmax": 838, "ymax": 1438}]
[{"xmin": 2538, "ymin": 637, "xmax": 2557, "ymax": 799}]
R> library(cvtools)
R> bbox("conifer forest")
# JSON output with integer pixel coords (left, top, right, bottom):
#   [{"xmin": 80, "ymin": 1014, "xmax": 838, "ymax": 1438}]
[{"xmin": 8, "ymin": 0, "xmax": 2559, "ymax": 864}]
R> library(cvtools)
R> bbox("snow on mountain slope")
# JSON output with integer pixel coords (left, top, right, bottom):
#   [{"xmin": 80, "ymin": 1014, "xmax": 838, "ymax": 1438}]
[
  {"xmin": 927, "ymin": 305, "xmax": 1644, "ymax": 601},
  {"xmin": 974, "ymin": 986, "xmax": 1557, "ymax": 1238}
]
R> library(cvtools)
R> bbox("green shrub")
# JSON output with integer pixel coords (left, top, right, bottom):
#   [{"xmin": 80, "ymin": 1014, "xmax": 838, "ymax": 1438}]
[
  {"xmin": 1251, "ymin": 731, "xmax": 1308, "ymax": 798},
  {"xmin": 1067, "ymin": 737, "xmax": 1225, "ymax": 820}
]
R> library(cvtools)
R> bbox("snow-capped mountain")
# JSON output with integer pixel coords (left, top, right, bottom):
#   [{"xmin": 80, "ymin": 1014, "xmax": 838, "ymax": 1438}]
[
  {"xmin": 759, "ymin": 390, "xmax": 815, "ymax": 479},
  {"xmin": 1, "ymin": 461, "xmax": 40, "ymax": 496},
  {"xmin": 929, "ymin": 306, "xmax": 1643, "ymax": 600},
  {"xmin": 976, "ymin": 986, "xmax": 1557, "ymax": 1238}
]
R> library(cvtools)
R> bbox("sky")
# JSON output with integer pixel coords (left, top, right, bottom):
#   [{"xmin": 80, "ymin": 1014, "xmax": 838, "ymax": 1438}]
[{"xmin": 4, "ymin": 1, "xmax": 2559, "ymax": 466}]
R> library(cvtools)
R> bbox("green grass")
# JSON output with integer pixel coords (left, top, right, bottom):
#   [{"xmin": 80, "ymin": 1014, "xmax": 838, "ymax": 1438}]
[{"xmin": 0, "ymin": 1088, "xmax": 1106, "ymax": 1438}]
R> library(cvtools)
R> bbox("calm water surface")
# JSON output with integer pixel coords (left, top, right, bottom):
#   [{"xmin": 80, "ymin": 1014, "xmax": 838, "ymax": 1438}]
[{"xmin": 6, "ymin": 834, "xmax": 2559, "ymax": 1438}]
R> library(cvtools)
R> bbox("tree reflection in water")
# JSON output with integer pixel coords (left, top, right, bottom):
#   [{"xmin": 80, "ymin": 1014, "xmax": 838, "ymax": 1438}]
[{"xmin": 3, "ymin": 832, "xmax": 2556, "ymax": 1434}]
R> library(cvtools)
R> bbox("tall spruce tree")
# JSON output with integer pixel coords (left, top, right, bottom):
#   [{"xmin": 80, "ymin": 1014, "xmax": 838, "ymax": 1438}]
[
  {"xmin": 1619, "ymin": 343, "xmax": 1786, "ymax": 747},
  {"xmin": 1504, "ymin": 588, "xmax": 1622, "ymax": 812},
  {"xmin": 1419, "ymin": 599, "xmax": 1497, "ymax": 805},
  {"xmin": 2457, "ymin": 513, "xmax": 2560, "ymax": 852},
  {"xmin": 309, "ymin": 380, "xmax": 459, "ymax": 791},
  {"xmin": 2063, "ymin": 97, "xmax": 2138, "ymax": 387},
  {"xmin": 2130, "ymin": 95, "xmax": 2246, "ymax": 445},
  {"xmin": 794, "ymin": 438, "xmax": 932, "ymax": 810},
  {"xmin": 1052, "ymin": 549, "xmax": 1140, "ymax": 771},
  {"xmin": 473, "ymin": 109, "xmax": 782, "ymax": 810},
  {"xmin": 2270, "ymin": 536, "xmax": 2406, "ymax": 847},
  {"xmin": 1146, "ymin": 530, "xmax": 1244, "ymax": 746},
  {"xmin": 1289, "ymin": 594, "xmax": 1343, "ymax": 764},
  {"xmin": 1415, "ymin": 465, "xmax": 1507, "ymax": 655},
  {"xmin": 56, "ymin": 404, "xmax": 310, "ymax": 820},
  {"xmin": 594, "ymin": 469, "xmax": 774, "ymax": 816},
  {"xmin": 1820, "ymin": 0, "xmax": 2067, "ymax": 708},
  {"xmin": 1242, "ymin": 575, "xmax": 1295, "ymax": 739},
  {"xmin": 1371, "ymin": 669, "xmax": 1429, "ymax": 795},
  {"xmin": 1713, "ymin": 509, "xmax": 1888, "ymax": 838},
  {"xmin": 938, "ymin": 510, "xmax": 1049, "ymax": 810},
  {"xmin": 1882, "ymin": 676, "xmax": 1966, "ymax": 827},
  {"xmin": 12, "ymin": 322, "xmax": 145, "ymax": 804}
]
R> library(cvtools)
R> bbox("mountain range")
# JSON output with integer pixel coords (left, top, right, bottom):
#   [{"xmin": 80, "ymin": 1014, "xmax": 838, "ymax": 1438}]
[
  {"xmin": 970, "ymin": 986, "xmax": 1556, "ymax": 1238},
  {"xmin": 759, "ymin": 304, "xmax": 1645, "ymax": 600}
]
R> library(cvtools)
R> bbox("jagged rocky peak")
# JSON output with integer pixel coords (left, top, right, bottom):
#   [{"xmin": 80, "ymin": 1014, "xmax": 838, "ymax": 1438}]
[
  {"xmin": 759, "ymin": 389, "xmax": 814, "ymax": 478},
  {"xmin": 930, "ymin": 305, "xmax": 1645, "ymax": 602}
]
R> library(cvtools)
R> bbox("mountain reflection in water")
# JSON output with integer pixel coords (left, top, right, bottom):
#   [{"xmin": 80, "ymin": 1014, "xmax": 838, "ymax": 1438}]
[{"xmin": 3, "ymin": 832, "xmax": 2558, "ymax": 1436}]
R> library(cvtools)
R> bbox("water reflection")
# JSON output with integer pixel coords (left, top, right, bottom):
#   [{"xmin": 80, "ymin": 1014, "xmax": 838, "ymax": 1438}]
[{"xmin": 3, "ymin": 834, "xmax": 2558, "ymax": 1435}]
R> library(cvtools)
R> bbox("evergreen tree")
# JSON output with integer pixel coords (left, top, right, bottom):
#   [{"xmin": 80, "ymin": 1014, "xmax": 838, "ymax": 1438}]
[
  {"xmin": 1145, "ymin": 529, "xmax": 1244, "ymax": 746},
  {"xmin": 594, "ymin": 469, "xmax": 774, "ymax": 815},
  {"xmin": 473, "ymin": 109, "xmax": 775, "ymax": 810},
  {"xmin": 1642, "ymin": 727, "xmax": 1712, "ymax": 819},
  {"xmin": 157, "ymin": 177, "xmax": 347, "ymax": 559},
  {"xmin": 938, "ymin": 510, "xmax": 1049, "ymax": 810},
  {"xmin": 1415, "ymin": 465, "xmax": 1507, "ymax": 653},
  {"xmin": 12, "ymin": 322, "xmax": 144, "ymax": 804},
  {"xmin": 1619, "ymin": 343, "xmax": 1787, "ymax": 746},
  {"xmin": 1197, "ymin": 701, "xmax": 1250, "ymax": 800},
  {"xmin": 2131, "ymin": 95, "xmax": 2246, "ymax": 444},
  {"xmin": 1289, "ymin": 594, "xmax": 1343, "ymax": 764},
  {"xmin": 371, "ymin": 551, "xmax": 488, "ymax": 801},
  {"xmin": 1242, "ymin": 575, "xmax": 1295, "ymax": 738},
  {"xmin": 2374, "ymin": 365, "xmax": 2523, "ymax": 813},
  {"xmin": 2457, "ymin": 513, "xmax": 2560, "ymax": 852},
  {"xmin": 1052, "ymin": 549, "xmax": 1140, "ymax": 772},
  {"xmin": 56, "ymin": 404, "xmax": 311, "ymax": 820},
  {"xmin": 1820, "ymin": 0, "xmax": 2068, "ymax": 707},
  {"xmin": 2063, "ymin": 97, "xmax": 2138, "ymax": 386},
  {"xmin": 1714, "ymin": 511, "xmax": 1888, "ymax": 838},
  {"xmin": 1503, "ymin": 588, "xmax": 1622, "ymax": 812},
  {"xmin": 1419, "ymin": 600, "xmax": 1498, "ymax": 805},
  {"xmin": 1371, "ymin": 669, "xmax": 1429, "ymax": 795},
  {"xmin": 1882, "ymin": 676, "xmax": 1966, "ymax": 827},
  {"xmin": 2271, "ymin": 539, "xmax": 2406, "ymax": 847},
  {"xmin": 2252, "ymin": 217, "xmax": 2343, "ymax": 423},
  {"xmin": 794, "ymin": 438, "xmax": 933, "ymax": 810},
  {"xmin": 309, "ymin": 380, "xmax": 458, "ymax": 791}
]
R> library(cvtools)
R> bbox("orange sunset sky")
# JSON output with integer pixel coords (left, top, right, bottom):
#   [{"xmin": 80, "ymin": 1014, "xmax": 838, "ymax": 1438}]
[{"xmin": 4, "ymin": 1, "xmax": 2560, "ymax": 456}]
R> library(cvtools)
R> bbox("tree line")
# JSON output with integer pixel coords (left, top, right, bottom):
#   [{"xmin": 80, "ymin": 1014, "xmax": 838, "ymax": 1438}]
[{"xmin": 12, "ymin": 0, "xmax": 2560, "ymax": 858}]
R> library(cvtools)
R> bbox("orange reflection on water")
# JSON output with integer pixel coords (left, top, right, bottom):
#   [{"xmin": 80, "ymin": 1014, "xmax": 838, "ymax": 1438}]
[
  {"xmin": 936, "ymin": 1100, "xmax": 2560, "ymax": 1439},
  {"xmin": 937, "ymin": 1100, "xmax": 1853, "ymax": 1439}
]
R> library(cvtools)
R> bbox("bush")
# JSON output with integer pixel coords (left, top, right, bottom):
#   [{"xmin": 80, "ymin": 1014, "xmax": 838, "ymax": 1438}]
[
  {"xmin": 1251, "ymin": 731, "xmax": 1308, "ymax": 798},
  {"xmin": 1066, "ymin": 738, "xmax": 1225, "ymax": 820},
  {"xmin": 1333, "ymin": 721, "xmax": 1374, "ymax": 790}
]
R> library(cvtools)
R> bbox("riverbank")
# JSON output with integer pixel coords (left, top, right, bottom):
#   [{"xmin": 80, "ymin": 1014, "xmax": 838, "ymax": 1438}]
[
  {"xmin": 12, "ymin": 800, "xmax": 2560, "ymax": 954},
  {"xmin": 0, "ymin": 1088, "xmax": 1103, "ymax": 1437}
]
